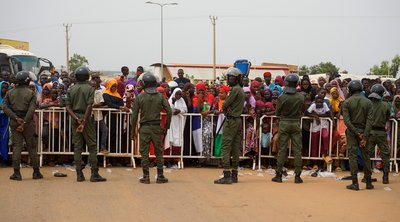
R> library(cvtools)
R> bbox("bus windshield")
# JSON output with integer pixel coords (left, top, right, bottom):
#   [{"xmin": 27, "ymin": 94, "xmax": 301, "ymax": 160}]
[{"xmin": 11, "ymin": 55, "xmax": 40, "ymax": 75}]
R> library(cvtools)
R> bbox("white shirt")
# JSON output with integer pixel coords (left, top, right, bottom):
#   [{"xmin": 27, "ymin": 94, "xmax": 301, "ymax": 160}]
[{"xmin": 307, "ymin": 102, "xmax": 330, "ymax": 132}]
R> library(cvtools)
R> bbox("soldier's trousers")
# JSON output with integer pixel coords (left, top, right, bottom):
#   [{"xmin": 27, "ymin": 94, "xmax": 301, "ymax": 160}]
[
  {"xmin": 10, "ymin": 121, "xmax": 39, "ymax": 169},
  {"xmin": 367, "ymin": 133, "xmax": 390, "ymax": 172},
  {"xmin": 139, "ymin": 125, "xmax": 163, "ymax": 172},
  {"xmin": 221, "ymin": 118, "xmax": 242, "ymax": 170},
  {"xmin": 346, "ymin": 129, "xmax": 371, "ymax": 178},
  {"xmin": 276, "ymin": 120, "xmax": 302, "ymax": 174},
  {"xmin": 72, "ymin": 116, "xmax": 98, "ymax": 170}
]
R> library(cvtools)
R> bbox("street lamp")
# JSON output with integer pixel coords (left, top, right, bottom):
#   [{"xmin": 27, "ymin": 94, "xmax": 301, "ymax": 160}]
[{"xmin": 146, "ymin": 1, "xmax": 178, "ymax": 79}]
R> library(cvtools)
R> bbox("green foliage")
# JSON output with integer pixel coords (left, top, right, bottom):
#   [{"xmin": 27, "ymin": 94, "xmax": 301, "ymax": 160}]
[
  {"xmin": 298, "ymin": 62, "xmax": 339, "ymax": 76},
  {"xmin": 370, "ymin": 55, "xmax": 400, "ymax": 77},
  {"xmin": 69, "ymin": 53, "xmax": 89, "ymax": 72},
  {"xmin": 299, "ymin": 65, "xmax": 309, "ymax": 76},
  {"xmin": 309, "ymin": 62, "xmax": 339, "ymax": 74}
]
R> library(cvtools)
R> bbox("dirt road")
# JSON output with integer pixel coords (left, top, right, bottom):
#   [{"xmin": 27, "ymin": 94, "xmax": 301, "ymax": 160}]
[{"xmin": 0, "ymin": 167, "xmax": 399, "ymax": 222}]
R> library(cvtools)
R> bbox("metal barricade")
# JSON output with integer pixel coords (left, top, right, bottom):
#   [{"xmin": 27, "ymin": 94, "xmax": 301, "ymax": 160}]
[
  {"xmin": 258, "ymin": 115, "xmax": 334, "ymax": 172},
  {"xmin": 330, "ymin": 117, "xmax": 399, "ymax": 173},
  {"xmin": 131, "ymin": 112, "xmax": 184, "ymax": 169},
  {"xmin": 97, "ymin": 108, "xmax": 133, "ymax": 167}
]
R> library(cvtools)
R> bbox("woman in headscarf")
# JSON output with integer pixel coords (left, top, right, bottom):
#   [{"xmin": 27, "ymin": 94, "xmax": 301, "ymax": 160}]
[
  {"xmin": 192, "ymin": 82, "xmax": 215, "ymax": 158},
  {"xmin": 263, "ymin": 88, "xmax": 272, "ymax": 102},
  {"xmin": 0, "ymin": 81, "xmax": 10, "ymax": 163},
  {"xmin": 243, "ymin": 87, "xmax": 256, "ymax": 115},
  {"xmin": 164, "ymin": 88, "xmax": 187, "ymax": 166},
  {"xmin": 300, "ymin": 78, "xmax": 316, "ymax": 101},
  {"xmin": 123, "ymin": 84, "xmax": 135, "ymax": 109},
  {"xmin": 329, "ymin": 87, "xmax": 343, "ymax": 118},
  {"xmin": 330, "ymin": 79, "xmax": 345, "ymax": 100},
  {"xmin": 103, "ymin": 79, "xmax": 129, "ymax": 156},
  {"xmin": 250, "ymin": 80, "xmax": 262, "ymax": 98},
  {"xmin": 214, "ymin": 85, "xmax": 229, "ymax": 157}
]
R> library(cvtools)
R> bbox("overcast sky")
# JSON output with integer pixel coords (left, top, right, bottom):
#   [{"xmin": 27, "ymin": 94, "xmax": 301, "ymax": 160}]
[{"xmin": 1, "ymin": 0, "xmax": 399, "ymax": 74}]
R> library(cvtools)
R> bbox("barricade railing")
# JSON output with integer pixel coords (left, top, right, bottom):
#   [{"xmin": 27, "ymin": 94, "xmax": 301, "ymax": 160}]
[
  {"xmin": 132, "ymin": 113, "xmax": 255, "ymax": 169},
  {"xmin": 331, "ymin": 118, "xmax": 399, "ymax": 173},
  {"xmin": 7, "ymin": 108, "xmax": 399, "ymax": 173},
  {"xmin": 258, "ymin": 115, "xmax": 334, "ymax": 172}
]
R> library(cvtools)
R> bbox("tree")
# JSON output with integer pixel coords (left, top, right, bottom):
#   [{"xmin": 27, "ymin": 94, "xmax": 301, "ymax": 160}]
[
  {"xmin": 309, "ymin": 62, "xmax": 339, "ymax": 75},
  {"xmin": 298, "ymin": 62, "xmax": 339, "ymax": 76},
  {"xmin": 299, "ymin": 65, "xmax": 309, "ymax": 76},
  {"xmin": 69, "ymin": 53, "xmax": 89, "ymax": 72},
  {"xmin": 370, "ymin": 55, "xmax": 400, "ymax": 78}
]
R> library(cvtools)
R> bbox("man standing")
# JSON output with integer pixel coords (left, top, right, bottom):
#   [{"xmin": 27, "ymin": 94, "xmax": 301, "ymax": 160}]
[
  {"xmin": 65, "ymin": 66, "xmax": 106, "ymax": 182},
  {"xmin": 131, "ymin": 72, "xmax": 172, "ymax": 184},
  {"xmin": 2, "ymin": 71, "xmax": 43, "ymax": 181},
  {"xmin": 342, "ymin": 80, "xmax": 373, "ymax": 190},
  {"xmin": 272, "ymin": 74, "xmax": 304, "ymax": 184},
  {"xmin": 214, "ymin": 67, "xmax": 244, "ymax": 184},
  {"xmin": 365, "ymin": 84, "xmax": 391, "ymax": 184},
  {"xmin": 174, "ymin": 69, "xmax": 190, "ymax": 89},
  {"xmin": 263, "ymin": 71, "xmax": 275, "ymax": 91}
]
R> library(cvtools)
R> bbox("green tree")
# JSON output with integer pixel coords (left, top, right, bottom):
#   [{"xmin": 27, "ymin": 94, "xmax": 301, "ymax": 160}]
[
  {"xmin": 309, "ymin": 62, "xmax": 339, "ymax": 75},
  {"xmin": 69, "ymin": 53, "xmax": 89, "ymax": 72},
  {"xmin": 299, "ymin": 65, "xmax": 309, "ymax": 76},
  {"xmin": 370, "ymin": 55, "xmax": 400, "ymax": 77}
]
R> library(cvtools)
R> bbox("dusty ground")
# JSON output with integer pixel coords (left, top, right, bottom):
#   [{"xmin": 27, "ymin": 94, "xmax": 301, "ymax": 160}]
[{"xmin": 0, "ymin": 167, "xmax": 399, "ymax": 222}]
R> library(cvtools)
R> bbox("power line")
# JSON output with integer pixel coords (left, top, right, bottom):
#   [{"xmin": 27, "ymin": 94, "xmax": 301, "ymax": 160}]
[{"xmin": 1, "ymin": 14, "xmax": 399, "ymax": 34}]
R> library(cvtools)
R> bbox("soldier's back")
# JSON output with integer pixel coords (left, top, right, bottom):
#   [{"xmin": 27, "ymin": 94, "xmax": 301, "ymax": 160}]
[{"xmin": 7, "ymin": 86, "xmax": 36, "ymax": 112}]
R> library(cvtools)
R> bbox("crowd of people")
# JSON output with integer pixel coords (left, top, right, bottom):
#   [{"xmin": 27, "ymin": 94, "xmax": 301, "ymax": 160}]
[{"xmin": 0, "ymin": 67, "xmax": 399, "ymax": 177}]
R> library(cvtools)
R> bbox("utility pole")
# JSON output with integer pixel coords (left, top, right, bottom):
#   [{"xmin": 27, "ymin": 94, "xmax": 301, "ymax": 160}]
[
  {"xmin": 209, "ymin": 15, "xmax": 217, "ymax": 81},
  {"xmin": 63, "ymin": 23, "xmax": 72, "ymax": 73}
]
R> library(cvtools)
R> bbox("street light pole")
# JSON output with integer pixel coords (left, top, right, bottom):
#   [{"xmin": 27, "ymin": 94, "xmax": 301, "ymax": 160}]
[{"xmin": 146, "ymin": 1, "xmax": 178, "ymax": 79}]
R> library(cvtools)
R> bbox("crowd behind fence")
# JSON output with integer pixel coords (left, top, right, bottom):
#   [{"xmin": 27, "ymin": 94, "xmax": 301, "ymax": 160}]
[{"xmin": 6, "ymin": 108, "xmax": 399, "ymax": 173}]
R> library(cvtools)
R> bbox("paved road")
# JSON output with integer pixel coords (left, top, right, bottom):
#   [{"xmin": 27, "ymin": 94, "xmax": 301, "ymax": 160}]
[{"xmin": 0, "ymin": 167, "xmax": 399, "ymax": 222}]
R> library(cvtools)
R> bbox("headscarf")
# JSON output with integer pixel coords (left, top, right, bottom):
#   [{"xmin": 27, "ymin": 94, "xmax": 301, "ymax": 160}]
[
  {"xmin": 169, "ymin": 88, "xmax": 187, "ymax": 113},
  {"xmin": 196, "ymin": 82, "xmax": 206, "ymax": 91},
  {"xmin": 243, "ymin": 87, "xmax": 256, "ymax": 108},
  {"xmin": 219, "ymin": 85, "xmax": 230, "ymax": 94},
  {"xmin": 0, "ymin": 81, "xmax": 10, "ymax": 105},
  {"xmin": 125, "ymin": 84, "xmax": 134, "ymax": 92},
  {"xmin": 105, "ymin": 79, "xmax": 122, "ymax": 99},
  {"xmin": 393, "ymin": 95, "xmax": 400, "ymax": 114},
  {"xmin": 256, "ymin": 100, "xmax": 265, "ymax": 109},
  {"xmin": 275, "ymin": 76, "xmax": 284, "ymax": 87},
  {"xmin": 157, "ymin": 86, "xmax": 168, "ymax": 98},
  {"xmin": 263, "ymin": 72, "xmax": 272, "ymax": 77},
  {"xmin": 265, "ymin": 102, "xmax": 275, "ymax": 112},
  {"xmin": 330, "ymin": 79, "xmax": 345, "ymax": 100},
  {"xmin": 329, "ymin": 87, "xmax": 343, "ymax": 113},
  {"xmin": 41, "ymin": 83, "xmax": 53, "ymax": 101},
  {"xmin": 264, "ymin": 88, "xmax": 272, "ymax": 101}
]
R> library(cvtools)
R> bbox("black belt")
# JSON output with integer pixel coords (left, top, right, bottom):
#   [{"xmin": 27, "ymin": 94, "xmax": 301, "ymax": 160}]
[
  {"xmin": 372, "ymin": 126, "xmax": 386, "ymax": 131},
  {"xmin": 141, "ymin": 120, "xmax": 161, "ymax": 126},
  {"xmin": 14, "ymin": 111, "xmax": 27, "ymax": 118},
  {"xmin": 226, "ymin": 116, "xmax": 241, "ymax": 119}
]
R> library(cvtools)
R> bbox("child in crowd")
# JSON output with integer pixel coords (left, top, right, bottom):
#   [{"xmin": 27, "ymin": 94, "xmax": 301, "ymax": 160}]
[{"xmin": 306, "ymin": 95, "xmax": 333, "ymax": 170}]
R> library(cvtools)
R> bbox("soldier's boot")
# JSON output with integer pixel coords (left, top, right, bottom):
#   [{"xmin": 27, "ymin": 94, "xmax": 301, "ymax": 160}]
[
  {"xmin": 140, "ymin": 169, "xmax": 150, "ymax": 184},
  {"xmin": 346, "ymin": 177, "xmax": 360, "ymax": 191},
  {"xmin": 76, "ymin": 169, "xmax": 85, "ymax": 182},
  {"xmin": 156, "ymin": 168, "xmax": 168, "ymax": 184},
  {"xmin": 10, "ymin": 168, "xmax": 22, "ymax": 181},
  {"xmin": 383, "ymin": 169, "xmax": 389, "ymax": 184},
  {"xmin": 271, "ymin": 171, "xmax": 282, "ymax": 183},
  {"xmin": 294, "ymin": 172, "xmax": 303, "ymax": 184},
  {"xmin": 214, "ymin": 170, "xmax": 232, "ymax": 184},
  {"xmin": 365, "ymin": 176, "xmax": 374, "ymax": 190},
  {"xmin": 90, "ymin": 168, "xmax": 107, "ymax": 182},
  {"xmin": 231, "ymin": 169, "xmax": 238, "ymax": 183},
  {"xmin": 32, "ymin": 168, "xmax": 43, "ymax": 179}
]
